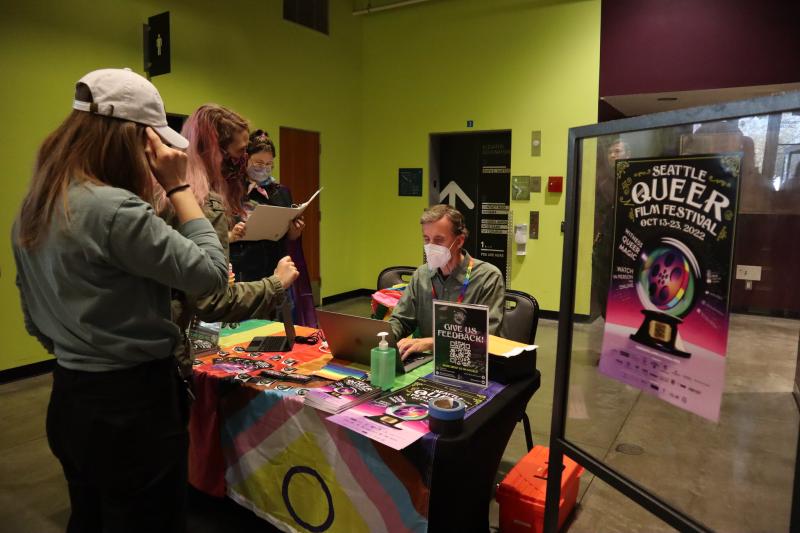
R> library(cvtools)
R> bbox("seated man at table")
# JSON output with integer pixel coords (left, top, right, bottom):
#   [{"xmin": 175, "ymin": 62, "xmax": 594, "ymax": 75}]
[{"xmin": 388, "ymin": 204, "xmax": 505, "ymax": 359}]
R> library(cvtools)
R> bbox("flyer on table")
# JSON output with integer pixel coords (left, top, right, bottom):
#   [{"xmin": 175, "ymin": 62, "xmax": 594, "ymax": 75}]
[
  {"xmin": 327, "ymin": 378, "xmax": 486, "ymax": 450},
  {"xmin": 304, "ymin": 377, "xmax": 382, "ymax": 414},
  {"xmin": 433, "ymin": 301, "xmax": 489, "ymax": 387},
  {"xmin": 599, "ymin": 154, "xmax": 741, "ymax": 422}
]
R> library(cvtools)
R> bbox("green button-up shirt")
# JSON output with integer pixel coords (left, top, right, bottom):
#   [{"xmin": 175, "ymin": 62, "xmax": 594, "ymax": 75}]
[{"xmin": 388, "ymin": 251, "xmax": 505, "ymax": 340}]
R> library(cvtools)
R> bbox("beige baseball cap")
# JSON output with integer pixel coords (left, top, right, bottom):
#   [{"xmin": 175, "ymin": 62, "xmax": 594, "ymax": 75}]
[{"xmin": 72, "ymin": 68, "xmax": 188, "ymax": 149}]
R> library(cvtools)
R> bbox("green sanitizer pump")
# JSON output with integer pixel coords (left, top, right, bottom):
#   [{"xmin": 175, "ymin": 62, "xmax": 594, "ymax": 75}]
[{"xmin": 370, "ymin": 332, "xmax": 396, "ymax": 390}]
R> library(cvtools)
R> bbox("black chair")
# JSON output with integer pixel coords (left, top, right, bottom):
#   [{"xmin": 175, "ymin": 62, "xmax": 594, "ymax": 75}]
[
  {"xmin": 500, "ymin": 290, "xmax": 540, "ymax": 345},
  {"xmin": 499, "ymin": 289, "xmax": 540, "ymax": 451},
  {"xmin": 377, "ymin": 266, "xmax": 417, "ymax": 290}
]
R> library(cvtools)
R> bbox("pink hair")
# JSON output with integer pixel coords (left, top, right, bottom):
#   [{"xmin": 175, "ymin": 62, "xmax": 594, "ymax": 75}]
[
  {"xmin": 160, "ymin": 104, "xmax": 249, "ymax": 220},
  {"xmin": 153, "ymin": 109, "xmax": 213, "ymax": 214},
  {"xmin": 180, "ymin": 109, "xmax": 217, "ymax": 207}
]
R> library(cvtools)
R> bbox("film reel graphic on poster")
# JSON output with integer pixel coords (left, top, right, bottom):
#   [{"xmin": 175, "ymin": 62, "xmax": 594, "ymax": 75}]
[{"xmin": 630, "ymin": 236, "xmax": 702, "ymax": 358}]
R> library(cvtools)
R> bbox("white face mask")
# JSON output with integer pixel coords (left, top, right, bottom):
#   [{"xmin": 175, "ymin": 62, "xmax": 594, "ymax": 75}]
[{"xmin": 424, "ymin": 242, "xmax": 453, "ymax": 272}]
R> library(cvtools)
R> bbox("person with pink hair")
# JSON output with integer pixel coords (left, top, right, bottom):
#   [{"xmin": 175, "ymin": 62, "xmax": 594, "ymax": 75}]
[
  {"xmin": 179, "ymin": 104, "xmax": 250, "ymax": 247},
  {"xmin": 157, "ymin": 104, "xmax": 300, "ymax": 376}
]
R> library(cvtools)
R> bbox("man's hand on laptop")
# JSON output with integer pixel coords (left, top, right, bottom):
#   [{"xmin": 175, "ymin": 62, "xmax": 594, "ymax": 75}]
[{"xmin": 397, "ymin": 337, "xmax": 433, "ymax": 360}]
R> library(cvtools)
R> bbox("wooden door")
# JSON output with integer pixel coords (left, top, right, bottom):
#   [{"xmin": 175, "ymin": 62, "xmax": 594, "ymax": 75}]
[{"xmin": 279, "ymin": 127, "xmax": 321, "ymax": 289}]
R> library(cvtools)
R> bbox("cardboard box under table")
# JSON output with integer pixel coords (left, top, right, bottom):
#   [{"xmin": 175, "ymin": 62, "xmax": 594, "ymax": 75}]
[{"xmin": 189, "ymin": 319, "xmax": 541, "ymax": 532}]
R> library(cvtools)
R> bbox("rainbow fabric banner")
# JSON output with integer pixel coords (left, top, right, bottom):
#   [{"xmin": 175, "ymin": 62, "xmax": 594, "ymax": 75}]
[
  {"xmin": 312, "ymin": 361, "xmax": 369, "ymax": 381},
  {"xmin": 191, "ymin": 319, "xmax": 504, "ymax": 531},
  {"xmin": 220, "ymin": 387, "xmax": 432, "ymax": 532}
]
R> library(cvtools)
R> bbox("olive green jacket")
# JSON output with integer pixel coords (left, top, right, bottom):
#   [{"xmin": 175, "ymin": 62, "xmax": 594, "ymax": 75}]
[{"xmin": 166, "ymin": 193, "xmax": 286, "ymax": 374}]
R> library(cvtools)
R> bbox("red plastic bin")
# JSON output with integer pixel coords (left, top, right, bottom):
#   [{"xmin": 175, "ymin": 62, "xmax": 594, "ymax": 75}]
[{"xmin": 496, "ymin": 445, "xmax": 584, "ymax": 533}]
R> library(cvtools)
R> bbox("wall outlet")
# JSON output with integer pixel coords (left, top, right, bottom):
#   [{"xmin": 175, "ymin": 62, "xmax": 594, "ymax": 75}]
[{"xmin": 735, "ymin": 265, "xmax": 762, "ymax": 281}]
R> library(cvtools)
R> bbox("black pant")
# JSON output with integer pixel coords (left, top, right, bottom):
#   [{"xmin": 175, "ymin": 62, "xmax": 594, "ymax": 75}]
[{"xmin": 47, "ymin": 357, "xmax": 189, "ymax": 533}]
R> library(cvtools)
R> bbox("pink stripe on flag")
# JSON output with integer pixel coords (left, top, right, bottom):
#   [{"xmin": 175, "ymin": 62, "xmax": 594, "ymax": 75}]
[
  {"xmin": 228, "ymin": 398, "xmax": 305, "ymax": 459},
  {"xmin": 320, "ymin": 420, "xmax": 411, "ymax": 533}
]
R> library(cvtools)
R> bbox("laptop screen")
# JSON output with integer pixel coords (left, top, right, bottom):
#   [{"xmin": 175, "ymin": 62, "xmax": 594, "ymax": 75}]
[{"xmin": 281, "ymin": 301, "xmax": 296, "ymax": 344}]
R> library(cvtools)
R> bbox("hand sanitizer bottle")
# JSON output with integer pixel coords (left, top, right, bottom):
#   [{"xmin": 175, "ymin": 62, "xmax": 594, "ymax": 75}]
[{"xmin": 370, "ymin": 332, "xmax": 396, "ymax": 390}]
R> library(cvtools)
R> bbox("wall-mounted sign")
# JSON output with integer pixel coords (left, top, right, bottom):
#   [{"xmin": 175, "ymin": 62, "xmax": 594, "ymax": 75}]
[
  {"xmin": 399, "ymin": 168, "xmax": 422, "ymax": 196},
  {"xmin": 478, "ymin": 138, "xmax": 511, "ymax": 282},
  {"xmin": 145, "ymin": 12, "xmax": 171, "ymax": 77},
  {"xmin": 439, "ymin": 181, "xmax": 473, "ymax": 208},
  {"xmin": 529, "ymin": 211, "xmax": 539, "ymax": 239},
  {"xmin": 512, "ymin": 176, "xmax": 531, "ymax": 200},
  {"xmin": 599, "ymin": 154, "xmax": 741, "ymax": 422},
  {"xmin": 435, "ymin": 132, "xmax": 511, "ymax": 282},
  {"xmin": 531, "ymin": 130, "xmax": 541, "ymax": 157}
]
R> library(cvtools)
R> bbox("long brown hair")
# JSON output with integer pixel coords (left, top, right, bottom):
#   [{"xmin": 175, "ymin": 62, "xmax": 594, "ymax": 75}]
[{"xmin": 16, "ymin": 84, "xmax": 153, "ymax": 249}]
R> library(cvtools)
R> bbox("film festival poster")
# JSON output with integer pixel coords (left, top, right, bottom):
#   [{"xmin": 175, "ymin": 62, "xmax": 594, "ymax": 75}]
[{"xmin": 599, "ymin": 154, "xmax": 741, "ymax": 422}]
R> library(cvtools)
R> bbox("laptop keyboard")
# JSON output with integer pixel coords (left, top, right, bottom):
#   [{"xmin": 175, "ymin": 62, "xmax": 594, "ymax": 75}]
[{"xmin": 254, "ymin": 337, "xmax": 292, "ymax": 352}]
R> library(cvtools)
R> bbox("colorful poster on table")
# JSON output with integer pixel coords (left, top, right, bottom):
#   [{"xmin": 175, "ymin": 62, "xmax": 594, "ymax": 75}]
[
  {"xmin": 328, "ymin": 378, "xmax": 487, "ymax": 450},
  {"xmin": 599, "ymin": 154, "xmax": 741, "ymax": 422},
  {"xmin": 304, "ymin": 377, "xmax": 383, "ymax": 414},
  {"xmin": 433, "ymin": 301, "xmax": 489, "ymax": 387}
]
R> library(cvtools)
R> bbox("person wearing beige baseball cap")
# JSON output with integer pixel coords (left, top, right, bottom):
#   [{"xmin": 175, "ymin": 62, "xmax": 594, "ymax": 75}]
[
  {"xmin": 12, "ymin": 67, "xmax": 228, "ymax": 532},
  {"xmin": 71, "ymin": 67, "xmax": 189, "ymax": 149}
]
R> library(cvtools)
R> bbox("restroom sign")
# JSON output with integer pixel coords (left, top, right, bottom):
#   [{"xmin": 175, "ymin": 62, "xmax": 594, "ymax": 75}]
[{"xmin": 146, "ymin": 12, "xmax": 171, "ymax": 77}]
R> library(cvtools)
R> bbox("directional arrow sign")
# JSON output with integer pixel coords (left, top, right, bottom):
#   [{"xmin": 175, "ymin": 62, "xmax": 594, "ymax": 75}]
[{"xmin": 439, "ymin": 181, "xmax": 475, "ymax": 210}]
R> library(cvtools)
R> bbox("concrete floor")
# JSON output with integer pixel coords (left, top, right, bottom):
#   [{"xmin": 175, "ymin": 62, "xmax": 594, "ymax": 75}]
[
  {"xmin": 1, "ymin": 297, "xmax": 797, "ymax": 532},
  {"xmin": 495, "ymin": 311, "xmax": 800, "ymax": 533}
]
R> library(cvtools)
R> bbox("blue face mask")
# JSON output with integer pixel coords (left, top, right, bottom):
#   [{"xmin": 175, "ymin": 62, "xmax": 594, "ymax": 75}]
[{"xmin": 247, "ymin": 166, "xmax": 271, "ymax": 183}]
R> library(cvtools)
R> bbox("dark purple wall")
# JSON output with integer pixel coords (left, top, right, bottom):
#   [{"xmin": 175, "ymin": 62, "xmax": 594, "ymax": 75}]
[{"xmin": 600, "ymin": 0, "xmax": 800, "ymax": 97}]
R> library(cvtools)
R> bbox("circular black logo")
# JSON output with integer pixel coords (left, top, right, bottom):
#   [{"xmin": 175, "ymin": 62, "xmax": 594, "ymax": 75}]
[{"xmin": 281, "ymin": 466, "xmax": 334, "ymax": 531}]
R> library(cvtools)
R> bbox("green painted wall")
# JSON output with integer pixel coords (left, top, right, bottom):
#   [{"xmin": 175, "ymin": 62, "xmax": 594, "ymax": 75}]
[
  {"xmin": 357, "ymin": 0, "xmax": 600, "ymax": 315},
  {"xmin": 0, "ymin": 0, "xmax": 601, "ymax": 372},
  {"xmin": 0, "ymin": 0, "xmax": 363, "ymax": 371}
]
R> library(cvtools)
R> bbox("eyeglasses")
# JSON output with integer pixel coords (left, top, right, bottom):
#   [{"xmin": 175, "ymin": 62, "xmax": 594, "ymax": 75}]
[{"xmin": 250, "ymin": 161, "xmax": 273, "ymax": 170}]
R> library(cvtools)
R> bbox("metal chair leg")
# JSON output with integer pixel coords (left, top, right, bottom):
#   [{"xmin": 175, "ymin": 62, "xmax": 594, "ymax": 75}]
[{"xmin": 521, "ymin": 413, "xmax": 533, "ymax": 451}]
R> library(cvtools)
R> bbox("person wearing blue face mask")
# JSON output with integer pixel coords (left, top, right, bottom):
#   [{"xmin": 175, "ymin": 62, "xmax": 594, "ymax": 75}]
[
  {"xmin": 388, "ymin": 204, "xmax": 506, "ymax": 359},
  {"xmin": 229, "ymin": 130, "xmax": 317, "ymax": 326}
]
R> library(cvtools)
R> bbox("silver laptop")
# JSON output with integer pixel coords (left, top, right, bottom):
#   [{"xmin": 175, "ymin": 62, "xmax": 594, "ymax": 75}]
[{"xmin": 316, "ymin": 310, "xmax": 433, "ymax": 373}]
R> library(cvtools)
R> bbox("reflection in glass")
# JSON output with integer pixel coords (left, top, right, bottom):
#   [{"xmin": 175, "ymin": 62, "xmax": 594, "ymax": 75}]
[{"xmin": 567, "ymin": 109, "xmax": 800, "ymax": 532}]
